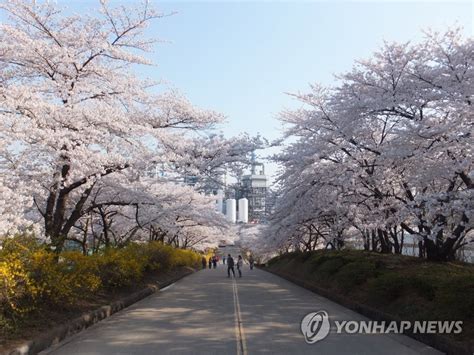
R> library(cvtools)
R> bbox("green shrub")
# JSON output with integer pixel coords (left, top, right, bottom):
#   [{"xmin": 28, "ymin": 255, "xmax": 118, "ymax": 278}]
[
  {"xmin": 309, "ymin": 251, "xmax": 359, "ymax": 269},
  {"xmin": 367, "ymin": 273, "xmax": 436, "ymax": 304},
  {"xmin": 435, "ymin": 275, "xmax": 474, "ymax": 319},
  {"xmin": 297, "ymin": 251, "xmax": 314, "ymax": 263},
  {"xmin": 333, "ymin": 261, "xmax": 379, "ymax": 292},
  {"xmin": 313, "ymin": 257, "xmax": 347, "ymax": 276}
]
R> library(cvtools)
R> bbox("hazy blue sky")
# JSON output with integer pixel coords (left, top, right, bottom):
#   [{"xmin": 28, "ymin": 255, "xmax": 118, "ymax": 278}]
[
  {"xmin": 4, "ymin": 1, "xmax": 474, "ymax": 180},
  {"xmin": 148, "ymin": 1, "xmax": 473, "ymax": 138},
  {"xmin": 145, "ymin": 0, "xmax": 473, "ymax": 180}
]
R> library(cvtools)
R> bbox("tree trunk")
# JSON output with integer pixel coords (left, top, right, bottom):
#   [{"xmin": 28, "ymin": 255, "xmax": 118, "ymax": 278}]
[{"xmin": 377, "ymin": 229, "xmax": 392, "ymax": 254}]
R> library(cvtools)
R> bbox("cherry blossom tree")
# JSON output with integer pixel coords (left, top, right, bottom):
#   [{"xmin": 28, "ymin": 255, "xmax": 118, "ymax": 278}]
[
  {"xmin": 0, "ymin": 0, "xmax": 257, "ymax": 251},
  {"xmin": 264, "ymin": 28, "xmax": 473, "ymax": 261}
]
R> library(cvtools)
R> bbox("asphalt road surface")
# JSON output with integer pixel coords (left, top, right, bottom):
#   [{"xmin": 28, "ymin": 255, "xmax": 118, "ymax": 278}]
[{"xmin": 43, "ymin": 262, "xmax": 442, "ymax": 355}]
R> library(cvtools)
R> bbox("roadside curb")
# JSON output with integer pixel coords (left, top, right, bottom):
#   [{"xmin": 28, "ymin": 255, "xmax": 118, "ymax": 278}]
[
  {"xmin": 6, "ymin": 267, "xmax": 196, "ymax": 355},
  {"xmin": 259, "ymin": 266, "xmax": 472, "ymax": 355}
]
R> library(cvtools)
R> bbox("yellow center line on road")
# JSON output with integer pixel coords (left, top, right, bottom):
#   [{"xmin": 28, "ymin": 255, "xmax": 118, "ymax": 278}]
[{"xmin": 233, "ymin": 278, "xmax": 248, "ymax": 355}]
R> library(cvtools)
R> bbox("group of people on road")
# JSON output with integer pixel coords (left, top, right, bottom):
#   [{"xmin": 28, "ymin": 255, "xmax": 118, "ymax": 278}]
[
  {"xmin": 226, "ymin": 254, "xmax": 255, "ymax": 277},
  {"xmin": 201, "ymin": 255, "xmax": 219, "ymax": 269},
  {"xmin": 201, "ymin": 253, "xmax": 255, "ymax": 278}
]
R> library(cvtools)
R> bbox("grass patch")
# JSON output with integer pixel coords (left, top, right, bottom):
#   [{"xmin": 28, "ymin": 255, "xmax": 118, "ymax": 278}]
[{"xmin": 333, "ymin": 261, "xmax": 379, "ymax": 292}]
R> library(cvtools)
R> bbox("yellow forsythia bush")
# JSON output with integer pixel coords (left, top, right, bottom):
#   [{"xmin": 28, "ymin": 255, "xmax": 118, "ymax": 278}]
[
  {"xmin": 145, "ymin": 242, "xmax": 174, "ymax": 271},
  {"xmin": 0, "ymin": 247, "xmax": 34, "ymax": 317},
  {"xmin": 170, "ymin": 248, "xmax": 201, "ymax": 269},
  {"xmin": 144, "ymin": 242, "xmax": 200, "ymax": 270},
  {"xmin": 28, "ymin": 250, "xmax": 102, "ymax": 305},
  {"xmin": 0, "ymin": 237, "xmax": 101, "ymax": 316},
  {"xmin": 0, "ymin": 236, "xmax": 201, "ymax": 322},
  {"xmin": 0, "ymin": 236, "xmax": 39, "ymax": 317},
  {"xmin": 94, "ymin": 246, "xmax": 148, "ymax": 289},
  {"xmin": 55, "ymin": 251, "xmax": 102, "ymax": 302}
]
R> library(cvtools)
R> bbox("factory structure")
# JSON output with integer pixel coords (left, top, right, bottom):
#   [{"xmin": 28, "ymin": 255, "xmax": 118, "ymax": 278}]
[
  {"xmin": 215, "ymin": 156, "xmax": 269, "ymax": 224},
  {"xmin": 143, "ymin": 155, "xmax": 270, "ymax": 225}
]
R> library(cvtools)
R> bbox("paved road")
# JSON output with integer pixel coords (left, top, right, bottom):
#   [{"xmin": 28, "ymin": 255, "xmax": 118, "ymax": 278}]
[{"xmin": 43, "ymin": 263, "xmax": 442, "ymax": 355}]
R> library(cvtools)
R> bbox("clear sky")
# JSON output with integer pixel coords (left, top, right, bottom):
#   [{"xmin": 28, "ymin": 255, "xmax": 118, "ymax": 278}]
[
  {"xmin": 146, "ymin": 0, "xmax": 473, "ymax": 181},
  {"xmin": 4, "ymin": 1, "xmax": 474, "ymax": 181}
]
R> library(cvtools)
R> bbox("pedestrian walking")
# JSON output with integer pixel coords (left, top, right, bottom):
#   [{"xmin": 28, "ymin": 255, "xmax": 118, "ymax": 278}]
[
  {"xmin": 237, "ymin": 255, "xmax": 243, "ymax": 278},
  {"xmin": 208, "ymin": 256, "xmax": 212, "ymax": 269},
  {"xmin": 227, "ymin": 254, "xmax": 235, "ymax": 278},
  {"xmin": 212, "ymin": 256, "xmax": 217, "ymax": 269},
  {"xmin": 223, "ymin": 255, "xmax": 226, "ymax": 265},
  {"xmin": 201, "ymin": 256, "xmax": 207, "ymax": 269},
  {"xmin": 249, "ymin": 256, "xmax": 254, "ymax": 270}
]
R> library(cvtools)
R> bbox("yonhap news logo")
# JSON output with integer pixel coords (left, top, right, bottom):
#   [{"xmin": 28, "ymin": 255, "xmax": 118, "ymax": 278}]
[
  {"xmin": 300, "ymin": 311, "xmax": 331, "ymax": 344},
  {"xmin": 301, "ymin": 310, "xmax": 463, "ymax": 344}
]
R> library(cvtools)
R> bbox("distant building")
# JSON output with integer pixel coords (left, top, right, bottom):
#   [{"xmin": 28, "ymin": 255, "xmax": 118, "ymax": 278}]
[
  {"xmin": 183, "ymin": 174, "xmax": 199, "ymax": 186},
  {"xmin": 265, "ymin": 188, "xmax": 277, "ymax": 217},
  {"xmin": 144, "ymin": 157, "xmax": 270, "ymax": 224},
  {"xmin": 236, "ymin": 155, "xmax": 268, "ymax": 223}
]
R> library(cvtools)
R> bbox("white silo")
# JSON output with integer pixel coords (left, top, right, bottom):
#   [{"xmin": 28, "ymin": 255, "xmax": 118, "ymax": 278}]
[
  {"xmin": 238, "ymin": 198, "xmax": 249, "ymax": 223},
  {"xmin": 226, "ymin": 199, "xmax": 237, "ymax": 223}
]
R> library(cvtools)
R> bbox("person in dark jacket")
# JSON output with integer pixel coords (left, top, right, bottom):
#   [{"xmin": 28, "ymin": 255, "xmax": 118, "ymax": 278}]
[
  {"xmin": 249, "ymin": 256, "xmax": 254, "ymax": 270},
  {"xmin": 201, "ymin": 256, "xmax": 207, "ymax": 269},
  {"xmin": 208, "ymin": 256, "xmax": 212, "ymax": 269},
  {"xmin": 212, "ymin": 256, "xmax": 217, "ymax": 269},
  {"xmin": 227, "ymin": 254, "xmax": 235, "ymax": 278}
]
